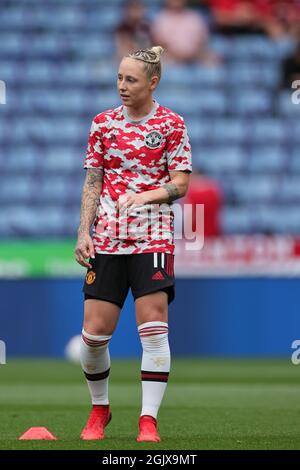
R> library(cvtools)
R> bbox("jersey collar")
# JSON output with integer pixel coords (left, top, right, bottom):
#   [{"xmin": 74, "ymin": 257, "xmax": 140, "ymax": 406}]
[{"xmin": 122, "ymin": 100, "xmax": 159, "ymax": 125}]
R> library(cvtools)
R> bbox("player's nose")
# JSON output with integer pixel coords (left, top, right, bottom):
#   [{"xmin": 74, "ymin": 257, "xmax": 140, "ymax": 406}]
[{"xmin": 118, "ymin": 79, "xmax": 126, "ymax": 90}]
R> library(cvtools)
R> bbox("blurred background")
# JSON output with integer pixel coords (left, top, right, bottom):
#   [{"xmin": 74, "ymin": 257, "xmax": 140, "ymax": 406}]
[{"xmin": 1, "ymin": 0, "xmax": 300, "ymax": 359}]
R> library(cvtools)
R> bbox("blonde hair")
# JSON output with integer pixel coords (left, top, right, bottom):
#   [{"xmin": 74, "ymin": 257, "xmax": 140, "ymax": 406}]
[{"xmin": 127, "ymin": 46, "xmax": 164, "ymax": 81}]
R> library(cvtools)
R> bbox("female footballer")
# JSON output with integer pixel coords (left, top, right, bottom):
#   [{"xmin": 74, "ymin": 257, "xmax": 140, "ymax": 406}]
[{"xmin": 75, "ymin": 46, "xmax": 192, "ymax": 442}]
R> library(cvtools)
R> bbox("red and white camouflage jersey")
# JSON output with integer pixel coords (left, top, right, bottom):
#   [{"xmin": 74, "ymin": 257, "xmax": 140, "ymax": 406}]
[{"xmin": 83, "ymin": 100, "xmax": 192, "ymax": 254}]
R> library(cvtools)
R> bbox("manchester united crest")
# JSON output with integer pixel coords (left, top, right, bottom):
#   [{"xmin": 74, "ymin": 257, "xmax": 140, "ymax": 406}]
[
  {"xmin": 145, "ymin": 131, "xmax": 163, "ymax": 149},
  {"xmin": 86, "ymin": 271, "xmax": 96, "ymax": 285}
]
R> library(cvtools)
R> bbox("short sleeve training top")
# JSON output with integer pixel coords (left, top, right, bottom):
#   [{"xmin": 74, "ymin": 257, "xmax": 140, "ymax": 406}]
[{"xmin": 84, "ymin": 100, "xmax": 192, "ymax": 254}]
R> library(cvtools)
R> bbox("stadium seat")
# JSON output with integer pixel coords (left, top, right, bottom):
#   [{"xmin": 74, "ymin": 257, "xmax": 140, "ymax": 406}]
[
  {"xmin": 5, "ymin": 147, "xmax": 38, "ymax": 172},
  {"xmin": 0, "ymin": 0, "xmax": 298, "ymax": 239},
  {"xmin": 156, "ymin": 93, "xmax": 201, "ymax": 116},
  {"xmin": 262, "ymin": 206, "xmax": 300, "ymax": 234},
  {"xmin": 37, "ymin": 176, "xmax": 74, "ymax": 203},
  {"xmin": 210, "ymin": 36, "xmax": 233, "ymax": 59},
  {"xmin": 230, "ymin": 89, "xmax": 272, "ymax": 115},
  {"xmin": 287, "ymin": 120, "xmax": 300, "ymax": 144},
  {"xmin": 0, "ymin": 176, "xmax": 35, "ymax": 202},
  {"xmin": 0, "ymin": 33, "xmax": 24, "ymax": 58},
  {"xmin": 183, "ymin": 118, "xmax": 212, "ymax": 144},
  {"xmin": 9, "ymin": 206, "xmax": 68, "ymax": 236},
  {"xmin": 197, "ymin": 146, "xmax": 245, "ymax": 173},
  {"xmin": 84, "ymin": 7, "xmax": 121, "ymax": 31},
  {"xmin": 41, "ymin": 147, "xmax": 84, "ymax": 173},
  {"xmin": 278, "ymin": 90, "xmax": 300, "ymax": 116},
  {"xmin": 278, "ymin": 177, "xmax": 300, "ymax": 202},
  {"xmin": 228, "ymin": 61, "xmax": 280, "ymax": 88},
  {"xmin": 289, "ymin": 149, "xmax": 300, "ymax": 173},
  {"xmin": 248, "ymin": 146, "xmax": 286, "ymax": 173},
  {"xmin": 160, "ymin": 65, "xmax": 198, "ymax": 87},
  {"xmin": 197, "ymin": 91, "xmax": 227, "ymax": 115},
  {"xmin": 222, "ymin": 207, "xmax": 256, "ymax": 234},
  {"xmin": 0, "ymin": 8, "xmax": 24, "ymax": 29},
  {"xmin": 193, "ymin": 66, "xmax": 226, "ymax": 87},
  {"xmin": 210, "ymin": 119, "xmax": 247, "ymax": 144},
  {"xmin": 0, "ymin": 207, "xmax": 15, "ymax": 236},
  {"xmin": 249, "ymin": 118, "xmax": 287, "ymax": 144},
  {"xmin": 215, "ymin": 35, "xmax": 295, "ymax": 61},
  {"xmin": 231, "ymin": 176, "xmax": 276, "ymax": 203},
  {"xmin": 232, "ymin": 37, "xmax": 279, "ymax": 60},
  {"xmin": 0, "ymin": 61, "xmax": 20, "ymax": 83}
]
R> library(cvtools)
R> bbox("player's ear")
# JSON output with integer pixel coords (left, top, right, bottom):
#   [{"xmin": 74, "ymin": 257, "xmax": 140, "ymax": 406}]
[{"xmin": 150, "ymin": 75, "xmax": 159, "ymax": 91}]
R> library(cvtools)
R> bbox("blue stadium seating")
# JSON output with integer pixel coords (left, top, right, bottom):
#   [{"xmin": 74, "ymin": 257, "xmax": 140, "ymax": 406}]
[
  {"xmin": 0, "ymin": 0, "xmax": 298, "ymax": 236},
  {"xmin": 248, "ymin": 146, "xmax": 286, "ymax": 173},
  {"xmin": 289, "ymin": 149, "xmax": 300, "ymax": 173},
  {"xmin": 184, "ymin": 118, "xmax": 211, "ymax": 144},
  {"xmin": 197, "ymin": 146, "xmax": 245, "ymax": 173},
  {"xmin": 230, "ymin": 176, "xmax": 277, "ymax": 203},
  {"xmin": 278, "ymin": 177, "xmax": 300, "ymax": 202},
  {"xmin": 40, "ymin": 147, "xmax": 85, "ymax": 173},
  {"xmin": 211, "ymin": 35, "xmax": 294, "ymax": 61},
  {"xmin": 288, "ymin": 120, "xmax": 300, "ymax": 143},
  {"xmin": 249, "ymin": 119, "xmax": 287, "ymax": 144},
  {"xmin": 159, "ymin": 90, "xmax": 227, "ymax": 116},
  {"xmin": 278, "ymin": 90, "xmax": 300, "ymax": 116},
  {"xmin": 210, "ymin": 119, "xmax": 247, "ymax": 144},
  {"xmin": 0, "ymin": 176, "xmax": 35, "ymax": 202},
  {"xmin": 264, "ymin": 207, "xmax": 300, "ymax": 234},
  {"xmin": 8, "ymin": 206, "xmax": 70, "ymax": 237},
  {"xmin": 228, "ymin": 61, "xmax": 280, "ymax": 88},
  {"xmin": 230, "ymin": 89, "xmax": 272, "ymax": 116},
  {"xmin": 222, "ymin": 207, "xmax": 256, "ymax": 234},
  {"xmin": 5, "ymin": 147, "xmax": 38, "ymax": 172}
]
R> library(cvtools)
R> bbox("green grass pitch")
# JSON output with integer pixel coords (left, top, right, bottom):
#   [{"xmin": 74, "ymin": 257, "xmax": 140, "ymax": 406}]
[{"xmin": 0, "ymin": 358, "xmax": 300, "ymax": 450}]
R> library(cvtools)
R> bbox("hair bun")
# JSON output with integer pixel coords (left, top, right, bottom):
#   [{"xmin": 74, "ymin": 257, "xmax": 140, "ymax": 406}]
[
  {"xmin": 150, "ymin": 46, "xmax": 164, "ymax": 61},
  {"xmin": 127, "ymin": 47, "xmax": 164, "ymax": 64}
]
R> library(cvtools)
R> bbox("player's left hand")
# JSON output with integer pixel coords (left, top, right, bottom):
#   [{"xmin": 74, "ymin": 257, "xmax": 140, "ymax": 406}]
[{"xmin": 118, "ymin": 191, "xmax": 148, "ymax": 212}]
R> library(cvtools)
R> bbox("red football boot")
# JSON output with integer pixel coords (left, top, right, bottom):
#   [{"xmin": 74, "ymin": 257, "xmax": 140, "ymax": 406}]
[
  {"xmin": 80, "ymin": 405, "xmax": 112, "ymax": 440},
  {"xmin": 136, "ymin": 415, "xmax": 161, "ymax": 442}
]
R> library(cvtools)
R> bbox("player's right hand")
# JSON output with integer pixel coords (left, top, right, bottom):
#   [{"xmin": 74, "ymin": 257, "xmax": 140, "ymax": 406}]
[{"xmin": 74, "ymin": 232, "xmax": 95, "ymax": 268}]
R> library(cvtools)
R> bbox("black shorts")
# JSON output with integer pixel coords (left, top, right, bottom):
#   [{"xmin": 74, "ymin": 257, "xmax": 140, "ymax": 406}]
[{"xmin": 82, "ymin": 252, "xmax": 175, "ymax": 308}]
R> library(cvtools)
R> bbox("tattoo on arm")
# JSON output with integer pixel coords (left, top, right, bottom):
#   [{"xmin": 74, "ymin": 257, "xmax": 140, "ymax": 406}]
[
  {"xmin": 78, "ymin": 169, "xmax": 103, "ymax": 235},
  {"xmin": 162, "ymin": 183, "xmax": 180, "ymax": 203},
  {"xmin": 86, "ymin": 168, "xmax": 104, "ymax": 188}
]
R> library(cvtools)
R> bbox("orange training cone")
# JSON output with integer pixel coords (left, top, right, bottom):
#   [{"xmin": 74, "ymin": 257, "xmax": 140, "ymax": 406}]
[{"xmin": 19, "ymin": 427, "xmax": 58, "ymax": 440}]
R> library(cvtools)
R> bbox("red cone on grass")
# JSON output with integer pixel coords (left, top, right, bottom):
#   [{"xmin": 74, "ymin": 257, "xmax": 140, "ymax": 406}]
[{"xmin": 19, "ymin": 427, "xmax": 57, "ymax": 440}]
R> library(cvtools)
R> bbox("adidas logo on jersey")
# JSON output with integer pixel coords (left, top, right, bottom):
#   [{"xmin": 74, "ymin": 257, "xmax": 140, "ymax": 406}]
[
  {"xmin": 109, "ymin": 133, "xmax": 117, "ymax": 141},
  {"xmin": 152, "ymin": 270, "xmax": 165, "ymax": 280}
]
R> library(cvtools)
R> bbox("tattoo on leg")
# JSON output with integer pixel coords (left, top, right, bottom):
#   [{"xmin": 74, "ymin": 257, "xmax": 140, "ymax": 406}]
[{"xmin": 162, "ymin": 183, "xmax": 180, "ymax": 202}]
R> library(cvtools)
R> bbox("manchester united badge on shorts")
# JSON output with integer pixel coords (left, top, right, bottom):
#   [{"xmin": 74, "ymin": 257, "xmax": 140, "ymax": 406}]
[{"xmin": 86, "ymin": 271, "xmax": 96, "ymax": 285}]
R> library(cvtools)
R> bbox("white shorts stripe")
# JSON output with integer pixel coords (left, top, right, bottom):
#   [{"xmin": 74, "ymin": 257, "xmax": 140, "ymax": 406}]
[
  {"xmin": 154, "ymin": 253, "xmax": 158, "ymax": 268},
  {"xmin": 161, "ymin": 253, "xmax": 165, "ymax": 268}
]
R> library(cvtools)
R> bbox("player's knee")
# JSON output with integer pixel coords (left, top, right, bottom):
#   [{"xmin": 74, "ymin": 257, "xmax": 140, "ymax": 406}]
[
  {"xmin": 136, "ymin": 291, "xmax": 168, "ymax": 323},
  {"xmin": 81, "ymin": 329, "xmax": 112, "ymax": 350},
  {"xmin": 83, "ymin": 319, "xmax": 114, "ymax": 336},
  {"xmin": 137, "ymin": 307, "xmax": 168, "ymax": 325},
  {"xmin": 137, "ymin": 300, "xmax": 167, "ymax": 321},
  {"xmin": 83, "ymin": 309, "xmax": 116, "ymax": 336},
  {"xmin": 138, "ymin": 321, "xmax": 169, "ymax": 352},
  {"xmin": 84, "ymin": 302, "xmax": 119, "ymax": 335}
]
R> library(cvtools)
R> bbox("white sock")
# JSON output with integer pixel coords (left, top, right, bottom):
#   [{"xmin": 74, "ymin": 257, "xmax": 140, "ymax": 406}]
[
  {"xmin": 80, "ymin": 329, "xmax": 111, "ymax": 405},
  {"xmin": 138, "ymin": 321, "xmax": 170, "ymax": 419}
]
